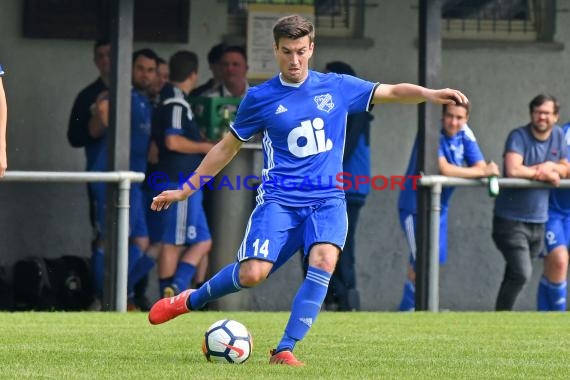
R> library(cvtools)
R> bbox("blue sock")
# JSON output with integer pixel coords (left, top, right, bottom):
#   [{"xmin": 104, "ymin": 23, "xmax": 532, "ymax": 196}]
[
  {"xmin": 188, "ymin": 262, "xmax": 243, "ymax": 310},
  {"xmin": 91, "ymin": 247, "xmax": 104, "ymax": 298},
  {"xmin": 127, "ymin": 254, "xmax": 155, "ymax": 297},
  {"xmin": 128, "ymin": 244, "xmax": 143, "ymax": 276},
  {"xmin": 159, "ymin": 277, "xmax": 172, "ymax": 296},
  {"xmin": 546, "ymin": 279, "xmax": 567, "ymax": 311},
  {"xmin": 276, "ymin": 266, "xmax": 331, "ymax": 353},
  {"xmin": 172, "ymin": 262, "xmax": 197, "ymax": 293},
  {"xmin": 537, "ymin": 276, "xmax": 550, "ymax": 311},
  {"xmin": 399, "ymin": 280, "xmax": 415, "ymax": 311}
]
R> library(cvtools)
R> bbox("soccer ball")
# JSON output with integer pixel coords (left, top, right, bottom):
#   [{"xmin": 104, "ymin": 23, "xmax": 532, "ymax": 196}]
[{"xmin": 202, "ymin": 319, "xmax": 253, "ymax": 364}]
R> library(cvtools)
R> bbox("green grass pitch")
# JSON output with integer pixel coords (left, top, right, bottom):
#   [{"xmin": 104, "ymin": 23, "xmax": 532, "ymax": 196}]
[{"xmin": 0, "ymin": 311, "xmax": 568, "ymax": 379}]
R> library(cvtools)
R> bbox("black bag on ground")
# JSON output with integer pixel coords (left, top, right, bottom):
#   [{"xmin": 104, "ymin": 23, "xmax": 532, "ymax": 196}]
[{"xmin": 12, "ymin": 256, "xmax": 93, "ymax": 311}]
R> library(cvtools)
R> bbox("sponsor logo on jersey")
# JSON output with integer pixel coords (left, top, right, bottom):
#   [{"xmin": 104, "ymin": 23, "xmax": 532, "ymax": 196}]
[{"xmin": 287, "ymin": 118, "xmax": 333, "ymax": 158}]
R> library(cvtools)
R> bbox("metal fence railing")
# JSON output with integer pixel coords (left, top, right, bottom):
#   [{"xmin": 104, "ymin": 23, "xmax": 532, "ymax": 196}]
[
  {"xmin": 0, "ymin": 171, "xmax": 145, "ymax": 311},
  {"xmin": 418, "ymin": 175, "xmax": 570, "ymax": 311}
]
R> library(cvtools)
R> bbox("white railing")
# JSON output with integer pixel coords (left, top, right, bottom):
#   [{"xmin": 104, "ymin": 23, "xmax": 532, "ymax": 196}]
[
  {"xmin": 1, "ymin": 171, "xmax": 146, "ymax": 311},
  {"xmin": 418, "ymin": 176, "xmax": 570, "ymax": 311}
]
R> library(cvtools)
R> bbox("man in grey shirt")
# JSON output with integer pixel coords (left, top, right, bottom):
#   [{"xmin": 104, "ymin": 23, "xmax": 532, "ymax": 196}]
[{"xmin": 493, "ymin": 94, "xmax": 568, "ymax": 311}]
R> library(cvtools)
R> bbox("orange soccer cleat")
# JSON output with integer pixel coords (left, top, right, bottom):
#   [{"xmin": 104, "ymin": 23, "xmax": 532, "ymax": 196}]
[
  {"xmin": 148, "ymin": 289, "xmax": 194, "ymax": 325},
  {"xmin": 269, "ymin": 349, "xmax": 305, "ymax": 367}
]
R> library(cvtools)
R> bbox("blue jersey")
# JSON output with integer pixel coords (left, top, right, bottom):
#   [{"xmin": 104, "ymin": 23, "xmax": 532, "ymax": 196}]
[
  {"xmin": 548, "ymin": 123, "xmax": 570, "ymax": 212},
  {"xmin": 0, "ymin": 64, "xmax": 4, "ymax": 75},
  {"xmin": 398, "ymin": 125, "xmax": 484, "ymax": 213},
  {"xmin": 91, "ymin": 88, "xmax": 152, "ymax": 172},
  {"xmin": 230, "ymin": 71, "xmax": 377, "ymax": 206}
]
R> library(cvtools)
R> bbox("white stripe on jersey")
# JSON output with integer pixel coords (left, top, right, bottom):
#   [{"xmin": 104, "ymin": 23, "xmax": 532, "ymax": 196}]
[
  {"xmin": 266, "ymin": 131, "xmax": 275, "ymax": 174},
  {"xmin": 461, "ymin": 124, "xmax": 477, "ymax": 141},
  {"xmin": 256, "ymin": 130, "xmax": 275, "ymax": 205},
  {"xmin": 163, "ymin": 97, "xmax": 191, "ymax": 109},
  {"xmin": 163, "ymin": 88, "xmax": 194, "ymax": 126},
  {"xmin": 175, "ymin": 198, "xmax": 188, "ymax": 245},
  {"xmin": 172, "ymin": 105, "xmax": 182, "ymax": 129},
  {"xmin": 255, "ymin": 184, "xmax": 265, "ymax": 205}
]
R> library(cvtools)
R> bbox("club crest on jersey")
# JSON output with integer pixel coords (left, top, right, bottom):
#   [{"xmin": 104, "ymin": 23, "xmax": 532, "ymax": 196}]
[
  {"xmin": 314, "ymin": 94, "xmax": 334, "ymax": 113},
  {"xmin": 287, "ymin": 117, "xmax": 333, "ymax": 158}
]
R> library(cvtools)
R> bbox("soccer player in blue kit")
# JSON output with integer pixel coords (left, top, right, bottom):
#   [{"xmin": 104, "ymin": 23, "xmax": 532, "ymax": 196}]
[
  {"xmin": 397, "ymin": 103, "xmax": 499, "ymax": 311},
  {"xmin": 538, "ymin": 121, "xmax": 570, "ymax": 311},
  {"xmin": 148, "ymin": 14, "xmax": 468, "ymax": 366}
]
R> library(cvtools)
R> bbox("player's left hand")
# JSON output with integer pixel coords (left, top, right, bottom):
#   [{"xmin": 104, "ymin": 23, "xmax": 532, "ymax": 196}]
[
  {"xmin": 428, "ymin": 88, "xmax": 469, "ymax": 105},
  {"xmin": 151, "ymin": 190, "xmax": 188, "ymax": 211}
]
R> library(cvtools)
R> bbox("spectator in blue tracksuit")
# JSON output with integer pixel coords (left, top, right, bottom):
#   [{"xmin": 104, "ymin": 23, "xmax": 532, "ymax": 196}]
[
  {"xmin": 398, "ymin": 102, "xmax": 499, "ymax": 311},
  {"xmin": 88, "ymin": 48, "xmax": 159, "ymax": 309}
]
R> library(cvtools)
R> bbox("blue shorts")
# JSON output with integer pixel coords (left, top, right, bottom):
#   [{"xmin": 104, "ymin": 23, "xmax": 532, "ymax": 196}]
[
  {"xmin": 161, "ymin": 189, "xmax": 211, "ymax": 245},
  {"xmin": 544, "ymin": 208, "xmax": 570, "ymax": 255},
  {"xmin": 143, "ymin": 185, "xmax": 163, "ymax": 244},
  {"xmin": 398, "ymin": 208, "xmax": 448, "ymax": 265},
  {"xmin": 90, "ymin": 183, "xmax": 149, "ymax": 239},
  {"xmin": 236, "ymin": 198, "xmax": 348, "ymax": 274}
]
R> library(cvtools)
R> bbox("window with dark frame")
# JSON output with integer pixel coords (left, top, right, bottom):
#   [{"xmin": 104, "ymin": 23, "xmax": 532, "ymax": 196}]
[
  {"xmin": 22, "ymin": 0, "xmax": 190, "ymax": 43},
  {"xmin": 442, "ymin": 0, "xmax": 556, "ymax": 42},
  {"xmin": 226, "ymin": 0, "xmax": 368, "ymax": 39}
]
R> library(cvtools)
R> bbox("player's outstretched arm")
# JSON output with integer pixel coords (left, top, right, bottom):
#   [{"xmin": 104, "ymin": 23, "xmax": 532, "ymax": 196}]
[
  {"xmin": 373, "ymin": 83, "xmax": 468, "ymax": 105},
  {"xmin": 151, "ymin": 132, "xmax": 243, "ymax": 211}
]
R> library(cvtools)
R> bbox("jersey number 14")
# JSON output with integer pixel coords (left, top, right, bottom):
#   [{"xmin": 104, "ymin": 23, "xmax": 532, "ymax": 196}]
[{"xmin": 252, "ymin": 239, "xmax": 269, "ymax": 257}]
